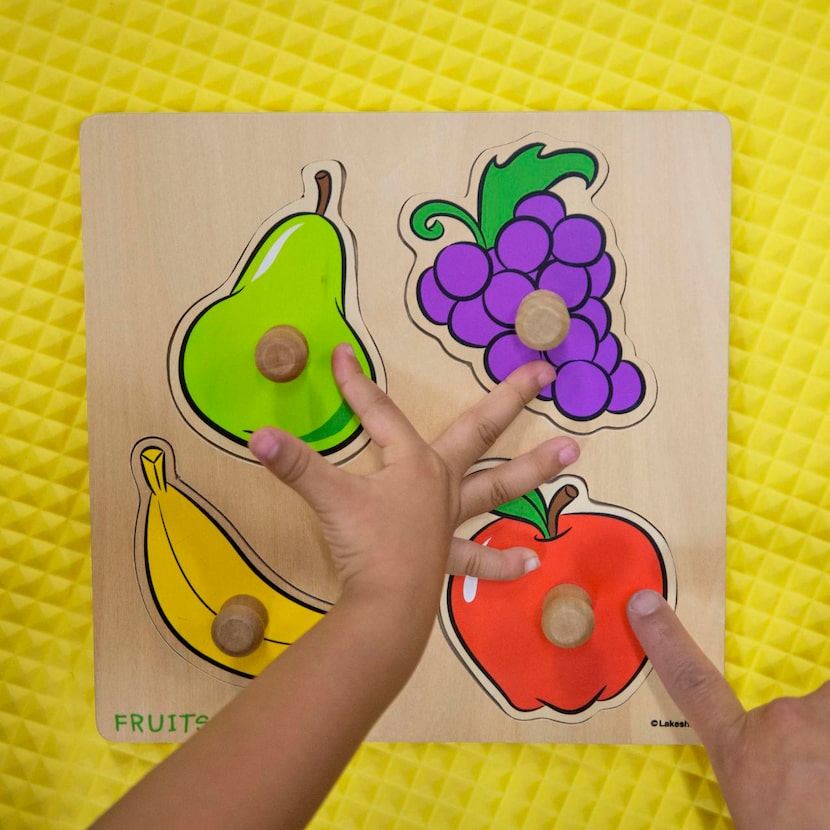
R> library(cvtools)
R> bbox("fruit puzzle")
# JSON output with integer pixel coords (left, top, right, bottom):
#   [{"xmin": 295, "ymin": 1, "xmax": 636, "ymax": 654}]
[{"xmin": 81, "ymin": 112, "xmax": 730, "ymax": 744}]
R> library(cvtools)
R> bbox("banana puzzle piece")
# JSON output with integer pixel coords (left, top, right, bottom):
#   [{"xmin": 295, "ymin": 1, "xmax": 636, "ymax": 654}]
[{"xmin": 135, "ymin": 439, "xmax": 330, "ymax": 680}]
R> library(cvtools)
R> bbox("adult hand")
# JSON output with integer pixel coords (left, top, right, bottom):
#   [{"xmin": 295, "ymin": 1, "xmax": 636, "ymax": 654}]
[
  {"xmin": 628, "ymin": 589, "xmax": 830, "ymax": 830},
  {"xmin": 249, "ymin": 343, "xmax": 580, "ymax": 592}
]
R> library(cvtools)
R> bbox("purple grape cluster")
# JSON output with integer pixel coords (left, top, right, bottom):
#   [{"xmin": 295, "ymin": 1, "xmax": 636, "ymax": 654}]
[{"xmin": 415, "ymin": 191, "xmax": 646, "ymax": 421}]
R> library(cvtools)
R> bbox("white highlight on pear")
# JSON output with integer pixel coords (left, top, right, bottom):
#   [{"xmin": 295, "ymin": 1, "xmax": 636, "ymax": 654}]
[{"xmin": 251, "ymin": 223, "xmax": 303, "ymax": 282}]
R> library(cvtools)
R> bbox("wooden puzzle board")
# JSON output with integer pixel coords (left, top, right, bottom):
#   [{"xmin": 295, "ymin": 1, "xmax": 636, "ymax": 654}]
[{"xmin": 81, "ymin": 111, "xmax": 730, "ymax": 744}]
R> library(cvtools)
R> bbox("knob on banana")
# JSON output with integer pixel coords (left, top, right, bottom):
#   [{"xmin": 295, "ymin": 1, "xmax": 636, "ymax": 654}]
[{"xmin": 134, "ymin": 439, "xmax": 330, "ymax": 679}]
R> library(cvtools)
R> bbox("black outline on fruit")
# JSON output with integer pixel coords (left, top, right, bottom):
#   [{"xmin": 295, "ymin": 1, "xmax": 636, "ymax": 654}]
[
  {"xmin": 401, "ymin": 133, "xmax": 657, "ymax": 435},
  {"xmin": 439, "ymin": 468, "xmax": 677, "ymax": 723},
  {"xmin": 168, "ymin": 162, "xmax": 385, "ymax": 465}
]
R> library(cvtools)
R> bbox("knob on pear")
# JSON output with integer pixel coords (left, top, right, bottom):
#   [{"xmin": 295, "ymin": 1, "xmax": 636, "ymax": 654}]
[{"xmin": 255, "ymin": 325, "xmax": 309, "ymax": 382}]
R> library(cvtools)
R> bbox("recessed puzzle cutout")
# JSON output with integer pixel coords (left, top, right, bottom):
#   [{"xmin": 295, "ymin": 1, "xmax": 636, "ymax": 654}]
[
  {"xmin": 403, "ymin": 135, "xmax": 657, "ymax": 433},
  {"xmin": 132, "ymin": 437, "xmax": 331, "ymax": 684},
  {"xmin": 441, "ymin": 472, "xmax": 676, "ymax": 722},
  {"xmin": 169, "ymin": 161, "xmax": 385, "ymax": 464}
]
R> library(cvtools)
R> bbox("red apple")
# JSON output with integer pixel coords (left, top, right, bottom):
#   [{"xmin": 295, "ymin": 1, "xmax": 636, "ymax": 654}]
[{"xmin": 442, "ymin": 476, "xmax": 675, "ymax": 720}]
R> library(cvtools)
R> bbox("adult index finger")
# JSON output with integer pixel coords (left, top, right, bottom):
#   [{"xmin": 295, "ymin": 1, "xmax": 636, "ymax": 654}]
[{"xmin": 627, "ymin": 590, "xmax": 746, "ymax": 758}]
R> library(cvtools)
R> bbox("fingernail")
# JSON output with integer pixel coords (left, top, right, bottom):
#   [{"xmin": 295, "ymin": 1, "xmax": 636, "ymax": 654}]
[
  {"xmin": 249, "ymin": 430, "xmax": 280, "ymax": 462},
  {"xmin": 340, "ymin": 342, "xmax": 355, "ymax": 359},
  {"xmin": 629, "ymin": 589, "xmax": 662, "ymax": 617},
  {"xmin": 558, "ymin": 442, "xmax": 580, "ymax": 466},
  {"xmin": 537, "ymin": 364, "xmax": 557, "ymax": 386},
  {"xmin": 523, "ymin": 553, "xmax": 541, "ymax": 575}
]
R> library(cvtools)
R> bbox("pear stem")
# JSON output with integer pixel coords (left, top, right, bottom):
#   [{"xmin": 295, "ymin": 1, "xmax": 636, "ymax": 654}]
[
  {"xmin": 314, "ymin": 170, "xmax": 332, "ymax": 216},
  {"xmin": 547, "ymin": 484, "xmax": 579, "ymax": 537}
]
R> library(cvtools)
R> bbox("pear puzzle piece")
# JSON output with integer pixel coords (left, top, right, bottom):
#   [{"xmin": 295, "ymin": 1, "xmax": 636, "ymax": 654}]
[
  {"xmin": 169, "ymin": 162, "xmax": 385, "ymax": 463},
  {"xmin": 402, "ymin": 134, "xmax": 657, "ymax": 434},
  {"xmin": 133, "ymin": 437, "xmax": 331, "ymax": 683},
  {"xmin": 441, "ymin": 471, "xmax": 677, "ymax": 723}
]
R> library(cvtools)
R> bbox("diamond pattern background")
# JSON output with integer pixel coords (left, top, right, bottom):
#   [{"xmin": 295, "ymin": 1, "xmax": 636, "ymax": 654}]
[{"xmin": 1, "ymin": 0, "xmax": 828, "ymax": 826}]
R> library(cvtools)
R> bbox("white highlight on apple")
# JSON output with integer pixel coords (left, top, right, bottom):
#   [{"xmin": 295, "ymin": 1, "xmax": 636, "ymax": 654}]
[{"xmin": 463, "ymin": 537, "xmax": 491, "ymax": 603}]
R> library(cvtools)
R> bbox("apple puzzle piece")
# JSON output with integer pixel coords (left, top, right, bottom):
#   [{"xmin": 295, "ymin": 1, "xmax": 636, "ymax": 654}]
[
  {"xmin": 132, "ymin": 437, "xmax": 331, "ymax": 684},
  {"xmin": 168, "ymin": 162, "xmax": 385, "ymax": 464},
  {"xmin": 441, "ymin": 472, "xmax": 676, "ymax": 723},
  {"xmin": 402, "ymin": 134, "xmax": 657, "ymax": 434}
]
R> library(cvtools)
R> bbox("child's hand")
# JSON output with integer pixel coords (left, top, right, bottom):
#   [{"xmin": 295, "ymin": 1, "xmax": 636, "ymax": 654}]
[
  {"xmin": 94, "ymin": 347, "xmax": 580, "ymax": 830},
  {"xmin": 249, "ymin": 344, "xmax": 579, "ymax": 599},
  {"xmin": 94, "ymin": 347, "xmax": 579, "ymax": 830}
]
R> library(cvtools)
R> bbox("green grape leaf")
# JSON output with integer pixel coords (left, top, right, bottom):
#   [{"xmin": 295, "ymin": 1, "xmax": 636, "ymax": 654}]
[
  {"xmin": 477, "ymin": 143, "xmax": 600, "ymax": 248},
  {"xmin": 410, "ymin": 199, "xmax": 485, "ymax": 247},
  {"xmin": 491, "ymin": 488, "xmax": 550, "ymax": 538}
]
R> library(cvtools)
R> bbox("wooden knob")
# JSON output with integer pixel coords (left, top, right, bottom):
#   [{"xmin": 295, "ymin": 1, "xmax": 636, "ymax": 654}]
[
  {"xmin": 515, "ymin": 289, "xmax": 571, "ymax": 351},
  {"xmin": 541, "ymin": 584, "xmax": 594, "ymax": 648},
  {"xmin": 255, "ymin": 325, "xmax": 308, "ymax": 382},
  {"xmin": 211, "ymin": 594, "xmax": 268, "ymax": 657}
]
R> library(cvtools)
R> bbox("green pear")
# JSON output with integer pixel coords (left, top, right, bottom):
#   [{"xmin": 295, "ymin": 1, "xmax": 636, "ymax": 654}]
[{"xmin": 177, "ymin": 170, "xmax": 377, "ymax": 456}]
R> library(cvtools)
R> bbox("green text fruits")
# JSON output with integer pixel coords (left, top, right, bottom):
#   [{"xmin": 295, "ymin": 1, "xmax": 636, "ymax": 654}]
[{"xmin": 171, "ymin": 164, "xmax": 382, "ymax": 461}]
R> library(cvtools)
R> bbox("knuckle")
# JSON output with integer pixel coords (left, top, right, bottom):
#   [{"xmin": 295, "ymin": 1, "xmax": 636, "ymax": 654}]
[
  {"xmin": 475, "ymin": 416, "xmax": 503, "ymax": 450},
  {"xmin": 279, "ymin": 444, "xmax": 312, "ymax": 486},
  {"xmin": 669, "ymin": 657, "xmax": 714, "ymax": 699},
  {"xmin": 463, "ymin": 547, "xmax": 484, "ymax": 578},
  {"xmin": 487, "ymin": 476, "xmax": 513, "ymax": 511},
  {"xmin": 364, "ymin": 390, "xmax": 396, "ymax": 420}
]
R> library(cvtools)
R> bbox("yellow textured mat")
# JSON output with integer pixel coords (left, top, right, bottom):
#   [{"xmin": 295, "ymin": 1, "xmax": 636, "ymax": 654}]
[{"xmin": 0, "ymin": 0, "xmax": 827, "ymax": 827}]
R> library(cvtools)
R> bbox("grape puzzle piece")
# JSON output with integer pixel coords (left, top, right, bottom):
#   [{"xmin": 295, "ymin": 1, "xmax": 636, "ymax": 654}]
[
  {"xmin": 441, "ymin": 471, "xmax": 676, "ymax": 723},
  {"xmin": 403, "ymin": 135, "xmax": 657, "ymax": 433},
  {"xmin": 132, "ymin": 436, "xmax": 331, "ymax": 684},
  {"xmin": 168, "ymin": 161, "xmax": 385, "ymax": 465}
]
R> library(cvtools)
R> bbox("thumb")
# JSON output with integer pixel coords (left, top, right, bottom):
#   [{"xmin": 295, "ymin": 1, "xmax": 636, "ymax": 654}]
[
  {"xmin": 248, "ymin": 427, "xmax": 342, "ymax": 514},
  {"xmin": 627, "ymin": 590, "xmax": 745, "ymax": 754}
]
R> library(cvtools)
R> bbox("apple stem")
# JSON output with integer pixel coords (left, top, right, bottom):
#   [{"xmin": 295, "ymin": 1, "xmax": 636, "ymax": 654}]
[
  {"xmin": 314, "ymin": 170, "xmax": 332, "ymax": 215},
  {"xmin": 547, "ymin": 484, "xmax": 579, "ymax": 537}
]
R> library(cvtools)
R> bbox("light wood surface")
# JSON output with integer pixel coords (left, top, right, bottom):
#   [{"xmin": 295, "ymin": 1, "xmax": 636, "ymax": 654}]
[{"xmin": 81, "ymin": 111, "xmax": 731, "ymax": 744}]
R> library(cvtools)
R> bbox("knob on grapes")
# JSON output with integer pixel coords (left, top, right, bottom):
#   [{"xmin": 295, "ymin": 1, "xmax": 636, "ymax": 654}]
[
  {"xmin": 541, "ymin": 583, "xmax": 594, "ymax": 648},
  {"xmin": 211, "ymin": 594, "xmax": 269, "ymax": 657},
  {"xmin": 515, "ymin": 289, "xmax": 571, "ymax": 351},
  {"xmin": 255, "ymin": 325, "xmax": 309, "ymax": 382}
]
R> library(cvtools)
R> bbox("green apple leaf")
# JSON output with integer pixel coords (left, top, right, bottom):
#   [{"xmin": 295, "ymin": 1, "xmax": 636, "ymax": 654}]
[
  {"xmin": 477, "ymin": 143, "xmax": 599, "ymax": 248},
  {"xmin": 491, "ymin": 488, "xmax": 550, "ymax": 538}
]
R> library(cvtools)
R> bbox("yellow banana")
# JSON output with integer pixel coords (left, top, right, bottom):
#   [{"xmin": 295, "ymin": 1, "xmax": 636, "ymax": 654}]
[{"xmin": 134, "ymin": 439, "xmax": 329, "ymax": 678}]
